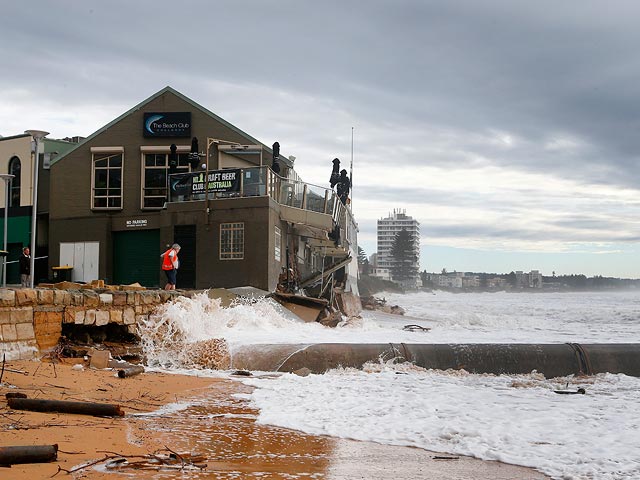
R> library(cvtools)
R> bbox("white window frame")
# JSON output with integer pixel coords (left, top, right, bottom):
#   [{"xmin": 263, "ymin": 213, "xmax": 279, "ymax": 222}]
[
  {"xmin": 91, "ymin": 147, "xmax": 124, "ymax": 210},
  {"xmin": 220, "ymin": 222, "xmax": 244, "ymax": 260}
]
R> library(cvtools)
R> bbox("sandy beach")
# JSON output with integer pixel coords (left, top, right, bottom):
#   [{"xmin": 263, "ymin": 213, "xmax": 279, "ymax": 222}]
[
  {"xmin": 0, "ymin": 358, "xmax": 220, "ymax": 479},
  {"xmin": 0, "ymin": 359, "xmax": 548, "ymax": 479}
]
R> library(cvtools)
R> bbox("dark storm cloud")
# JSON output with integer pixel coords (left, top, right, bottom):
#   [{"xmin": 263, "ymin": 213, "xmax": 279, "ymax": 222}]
[
  {"xmin": 4, "ymin": 0, "xmax": 640, "ymax": 188},
  {"xmin": 2, "ymin": 1, "xmax": 639, "ymax": 270},
  {"xmin": 355, "ymin": 185, "xmax": 523, "ymax": 216}
]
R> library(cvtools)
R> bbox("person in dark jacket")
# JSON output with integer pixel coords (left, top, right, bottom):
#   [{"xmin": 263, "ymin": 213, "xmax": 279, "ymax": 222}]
[
  {"xmin": 329, "ymin": 158, "xmax": 341, "ymax": 188},
  {"xmin": 19, "ymin": 247, "xmax": 30, "ymax": 287},
  {"xmin": 336, "ymin": 169, "xmax": 350, "ymax": 205}
]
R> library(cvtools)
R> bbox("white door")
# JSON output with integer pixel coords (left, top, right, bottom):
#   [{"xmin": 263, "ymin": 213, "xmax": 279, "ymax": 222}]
[
  {"xmin": 73, "ymin": 243, "xmax": 85, "ymax": 281},
  {"xmin": 59, "ymin": 242, "xmax": 100, "ymax": 283},
  {"xmin": 83, "ymin": 242, "xmax": 99, "ymax": 282}
]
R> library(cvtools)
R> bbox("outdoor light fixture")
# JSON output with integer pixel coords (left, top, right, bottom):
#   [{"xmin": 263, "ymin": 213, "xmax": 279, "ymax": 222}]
[
  {"xmin": 0, "ymin": 174, "xmax": 15, "ymax": 287},
  {"xmin": 24, "ymin": 129, "xmax": 49, "ymax": 288}
]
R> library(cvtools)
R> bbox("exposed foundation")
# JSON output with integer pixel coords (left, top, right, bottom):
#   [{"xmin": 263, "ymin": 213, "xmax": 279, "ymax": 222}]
[{"xmin": 0, "ymin": 287, "xmax": 187, "ymax": 361}]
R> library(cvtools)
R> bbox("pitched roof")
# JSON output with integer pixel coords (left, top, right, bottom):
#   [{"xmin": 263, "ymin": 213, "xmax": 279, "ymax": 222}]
[{"xmin": 51, "ymin": 86, "xmax": 279, "ymax": 165}]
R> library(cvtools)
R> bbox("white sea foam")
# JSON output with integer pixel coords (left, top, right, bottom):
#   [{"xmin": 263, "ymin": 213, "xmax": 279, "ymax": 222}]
[
  {"xmin": 138, "ymin": 289, "xmax": 640, "ymax": 478},
  {"xmin": 140, "ymin": 290, "xmax": 639, "ymax": 363},
  {"xmin": 376, "ymin": 290, "xmax": 640, "ymax": 343},
  {"xmin": 242, "ymin": 365, "xmax": 640, "ymax": 479}
]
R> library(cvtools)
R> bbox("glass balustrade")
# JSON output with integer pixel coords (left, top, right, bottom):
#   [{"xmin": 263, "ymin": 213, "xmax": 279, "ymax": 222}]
[{"xmin": 168, "ymin": 166, "xmax": 340, "ymax": 217}]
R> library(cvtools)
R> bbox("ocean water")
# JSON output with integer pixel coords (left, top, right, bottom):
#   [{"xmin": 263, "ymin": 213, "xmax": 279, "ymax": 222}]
[
  {"xmin": 142, "ymin": 289, "xmax": 640, "ymax": 479},
  {"xmin": 377, "ymin": 289, "xmax": 640, "ymax": 343}
]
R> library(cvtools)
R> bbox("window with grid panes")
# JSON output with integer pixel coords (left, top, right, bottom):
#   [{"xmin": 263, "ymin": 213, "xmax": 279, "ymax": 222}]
[
  {"xmin": 142, "ymin": 152, "xmax": 191, "ymax": 208},
  {"xmin": 92, "ymin": 152, "xmax": 122, "ymax": 209},
  {"xmin": 220, "ymin": 222, "xmax": 244, "ymax": 260},
  {"xmin": 8, "ymin": 156, "xmax": 21, "ymax": 207}
]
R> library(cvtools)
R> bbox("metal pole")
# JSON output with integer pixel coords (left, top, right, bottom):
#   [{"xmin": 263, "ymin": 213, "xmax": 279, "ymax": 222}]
[
  {"xmin": 25, "ymin": 130, "xmax": 49, "ymax": 289},
  {"xmin": 2, "ymin": 177, "xmax": 11, "ymax": 287},
  {"xmin": 350, "ymin": 126, "xmax": 354, "ymax": 209},
  {"xmin": 205, "ymin": 138, "xmax": 211, "ymax": 224},
  {"xmin": 29, "ymin": 138, "xmax": 39, "ymax": 288}
]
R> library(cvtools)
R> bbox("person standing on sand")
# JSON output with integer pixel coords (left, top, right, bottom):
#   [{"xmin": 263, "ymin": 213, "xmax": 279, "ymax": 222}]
[
  {"xmin": 19, "ymin": 246, "xmax": 31, "ymax": 287},
  {"xmin": 161, "ymin": 243, "xmax": 181, "ymax": 290}
]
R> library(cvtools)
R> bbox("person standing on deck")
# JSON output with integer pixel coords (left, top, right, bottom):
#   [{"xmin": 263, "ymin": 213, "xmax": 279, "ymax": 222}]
[
  {"xmin": 329, "ymin": 158, "xmax": 341, "ymax": 188},
  {"xmin": 161, "ymin": 243, "xmax": 181, "ymax": 290},
  {"xmin": 336, "ymin": 169, "xmax": 350, "ymax": 205}
]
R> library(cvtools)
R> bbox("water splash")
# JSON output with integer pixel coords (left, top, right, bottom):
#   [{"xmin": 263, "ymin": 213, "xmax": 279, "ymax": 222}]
[{"xmin": 137, "ymin": 292, "xmax": 312, "ymax": 368}]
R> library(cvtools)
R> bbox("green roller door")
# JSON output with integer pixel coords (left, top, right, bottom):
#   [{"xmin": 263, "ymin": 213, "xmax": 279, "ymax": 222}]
[{"xmin": 113, "ymin": 229, "xmax": 160, "ymax": 287}]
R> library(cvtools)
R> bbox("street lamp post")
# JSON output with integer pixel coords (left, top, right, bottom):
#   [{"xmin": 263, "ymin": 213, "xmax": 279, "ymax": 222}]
[
  {"xmin": 0, "ymin": 174, "xmax": 15, "ymax": 287},
  {"xmin": 24, "ymin": 130, "xmax": 49, "ymax": 288}
]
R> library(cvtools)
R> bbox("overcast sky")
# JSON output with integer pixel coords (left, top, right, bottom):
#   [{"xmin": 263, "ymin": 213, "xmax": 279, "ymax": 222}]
[{"xmin": 2, "ymin": 1, "xmax": 639, "ymax": 277}]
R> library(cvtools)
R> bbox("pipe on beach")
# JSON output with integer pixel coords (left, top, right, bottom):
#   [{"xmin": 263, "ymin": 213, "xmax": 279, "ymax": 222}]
[{"xmin": 231, "ymin": 343, "xmax": 640, "ymax": 377}]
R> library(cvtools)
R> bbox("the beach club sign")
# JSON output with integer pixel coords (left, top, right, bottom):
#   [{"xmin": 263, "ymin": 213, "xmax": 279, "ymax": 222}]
[
  {"xmin": 143, "ymin": 112, "xmax": 191, "ymax": 137},
  {"xmin": 171, "ymin": 169, "xmax": 241, "ymax": 196}
]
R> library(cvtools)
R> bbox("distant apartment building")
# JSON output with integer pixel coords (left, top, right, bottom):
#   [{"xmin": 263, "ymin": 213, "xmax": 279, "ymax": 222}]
[
  {"xmin": 487, "ymin": 277, "xmax": 507, "ymax": 289},
  {"xmin": 516, "ymin": 270, "xmax": 543, "ymax": 288},
  {"xmin": 461, "ymin": 274, "xmax": 480, "ymax": 288},
  {"xmin": 425, "ymin": 271, "xmax": 478, "ymax": 289},
  {"xmin": 375, "ymin": 209, "xmax": 420, "ymax": 287},
  {"xmin": 368, "ymin": 253, "xmax": 392, "ymax": 281},
  {"xmin": 423, "ymin": 270, "xmax": 542, "ymax": 290}
]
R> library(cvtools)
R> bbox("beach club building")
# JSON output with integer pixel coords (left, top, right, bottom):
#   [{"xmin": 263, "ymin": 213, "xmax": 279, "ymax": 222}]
[{"xmin": 48, "ymin": 87, "xmax": 357, "ymax": 292}]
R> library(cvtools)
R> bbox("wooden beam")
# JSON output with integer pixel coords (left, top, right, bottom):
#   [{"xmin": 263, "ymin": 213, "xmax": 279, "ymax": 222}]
[{"xmin": 299, "ymin": 256, "xmax": 352, "ymax": 288}]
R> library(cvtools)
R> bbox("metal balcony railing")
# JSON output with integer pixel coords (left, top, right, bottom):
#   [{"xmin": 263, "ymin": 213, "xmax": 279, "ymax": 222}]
[
  {"xmin": 168, "ymin": 166, "xmax": 358, "ymax": 249},
  {"xmin": 168, "ymin": 165, "xmax": 345, "ymax": 218}
]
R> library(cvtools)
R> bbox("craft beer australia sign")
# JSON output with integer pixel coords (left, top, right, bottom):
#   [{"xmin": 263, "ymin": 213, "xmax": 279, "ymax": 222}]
[
  {"xmin": 170, "ymin": 169, "xmax": 241, "ymax": 197},
  {"xmin": 143, "ymin": 112, "xmax": 191, "ymax": 137}
]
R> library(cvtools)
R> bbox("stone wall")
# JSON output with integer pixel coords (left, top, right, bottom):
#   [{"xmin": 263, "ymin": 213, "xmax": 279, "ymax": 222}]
[{"xmin": 0, "ymin": 288, "xmax": 185, "ymax": 361}]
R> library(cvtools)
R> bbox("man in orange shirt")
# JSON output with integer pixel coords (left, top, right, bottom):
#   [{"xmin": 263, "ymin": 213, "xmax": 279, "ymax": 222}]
[{"xmin": 161, "ymin": 243, "xmax": 181, "ymax": 290}]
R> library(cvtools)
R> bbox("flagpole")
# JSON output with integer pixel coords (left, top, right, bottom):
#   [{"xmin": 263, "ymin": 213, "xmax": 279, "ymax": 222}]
[{"xmin": 350, "ymin": 126, "xmax": 354, "ymax": 209}]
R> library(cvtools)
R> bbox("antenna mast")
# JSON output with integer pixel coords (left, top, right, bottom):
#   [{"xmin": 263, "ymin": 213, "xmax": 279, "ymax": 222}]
[{"xmin": 350, "ymin": 126, "xmax": 354, "ymax": 209}]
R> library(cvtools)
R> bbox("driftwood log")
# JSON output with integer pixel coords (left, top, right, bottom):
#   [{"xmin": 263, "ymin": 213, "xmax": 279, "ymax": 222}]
[
  {"xmin": 117, "ymin": 366, "xmax": 145, "ymax": 378},
  {"xmin": 0, "ymin": 445, "xmax": 58, "ymax": 465},
  {"xmin": 5, "ymin": 392, "xmax": 28, "ymax": 399},
  {"xmin": 7, "ymin": 398, "xmax": 124, "ymax": 417}
]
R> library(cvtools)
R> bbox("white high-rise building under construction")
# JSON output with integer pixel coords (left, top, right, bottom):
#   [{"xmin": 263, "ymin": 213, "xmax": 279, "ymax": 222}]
[{"xmin": 376, "ymin": 209, "xmax": 420, "ymax": 287}]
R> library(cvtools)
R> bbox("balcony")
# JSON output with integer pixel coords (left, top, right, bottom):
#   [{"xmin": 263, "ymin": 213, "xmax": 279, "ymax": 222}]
[
  {"xmin": 168, "ymin": 166, "xmax": 356, "ymax": 248},
  {"xmin": 169, "ymin": 166, "xmax": 338, "ymax": 213}
]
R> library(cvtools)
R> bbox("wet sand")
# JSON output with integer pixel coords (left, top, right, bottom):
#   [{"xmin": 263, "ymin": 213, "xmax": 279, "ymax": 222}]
[{"xmin": 0, "ymin": 360, "xmax": 548, "ymax": 479}]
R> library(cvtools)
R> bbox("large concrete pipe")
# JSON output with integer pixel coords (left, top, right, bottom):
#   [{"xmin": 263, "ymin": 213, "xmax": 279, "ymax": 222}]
[{"xmin": 230, "ymin": 343, "xmax": 640, "ymax": 377}]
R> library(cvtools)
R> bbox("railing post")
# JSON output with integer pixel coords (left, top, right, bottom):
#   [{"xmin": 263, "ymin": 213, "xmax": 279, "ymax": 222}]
[
  {"xmin": 301, "ymin": 184, "xmax": 308, "ymax": 210},
  {"xmin": 273, "ymin": 173, "xmax": 278, "ymax": 202},
  {"xmin": 323, "ymin": 189, "xmax": 329, "ymax": 214}
]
